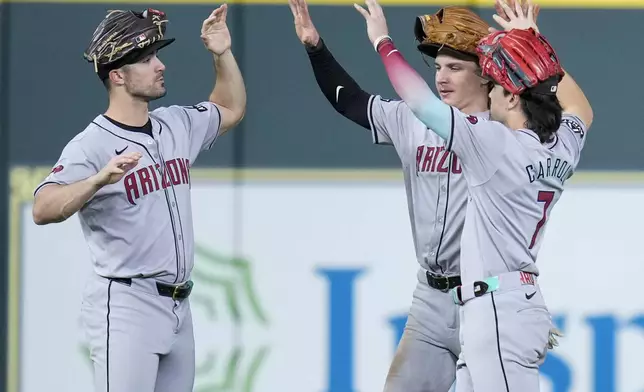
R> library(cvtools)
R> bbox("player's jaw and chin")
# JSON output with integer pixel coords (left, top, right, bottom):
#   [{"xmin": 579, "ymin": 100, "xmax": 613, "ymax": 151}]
[
  {"xmin": 119, "ymin": 53, "xmax": 168, "ymax": 102},
  {"xmin": 125, "ymin": 78, "xmax": 167, "ymax": 102}
]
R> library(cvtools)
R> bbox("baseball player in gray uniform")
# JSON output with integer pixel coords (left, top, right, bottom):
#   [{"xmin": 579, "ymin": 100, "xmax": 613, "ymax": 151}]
[
  {"xmin": 31, "ymin": 6, "xmax": 246, "ymax": 392},
  {"xmin": 356, "ymin": 0, "xmax": 593, "ymax": 390},
  {"xmin": 289, "ymin": 1, "xmax": 496, "ymax": 390}
]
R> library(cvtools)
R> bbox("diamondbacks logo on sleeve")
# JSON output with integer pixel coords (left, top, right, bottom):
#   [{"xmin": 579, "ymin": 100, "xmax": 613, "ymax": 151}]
[
  {"xmin": 561, "ymin": 117, "xmax": 585, "ymax": 138},
  {"xmin": 185, "ymin": 104, "xmax": 208, "ymax": 112}
]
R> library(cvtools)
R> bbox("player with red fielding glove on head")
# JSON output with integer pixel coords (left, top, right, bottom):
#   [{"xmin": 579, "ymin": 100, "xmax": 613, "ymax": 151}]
[{"xmin": 354, "ymin": 0, "xmax": 592, "ymax": 390}]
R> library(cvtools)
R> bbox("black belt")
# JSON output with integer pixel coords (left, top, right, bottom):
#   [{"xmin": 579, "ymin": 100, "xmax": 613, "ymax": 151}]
[
  {"xmin": 110, "ymin": 277, "xmax": 194, "ymax": 300},
  {"xmin": 425, "ymin": 271, "xmax": 461, "ymax": 291}
]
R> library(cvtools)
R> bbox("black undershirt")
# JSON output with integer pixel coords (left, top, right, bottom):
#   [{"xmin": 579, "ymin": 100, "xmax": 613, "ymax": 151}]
[
  {"xmin": 103, "ymin": 115, "xmax": 153, "ymax": 137},
  {"xmin": 305, "ymin": 38, "xmax": 372, "ymax": 129}
]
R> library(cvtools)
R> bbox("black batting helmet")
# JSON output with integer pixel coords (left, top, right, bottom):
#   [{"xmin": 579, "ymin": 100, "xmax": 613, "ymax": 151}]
[{"xmin": 83, "ymin": 8, "xmax": 175, "ymax": 80}]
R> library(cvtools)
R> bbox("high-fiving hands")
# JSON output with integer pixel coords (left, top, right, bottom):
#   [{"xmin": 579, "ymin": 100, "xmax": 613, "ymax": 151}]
[
  {"xmin": 490, "ymin": 0, "xmax": 540, "ymax": 33},
  {"xmin": 353, "ymin": 0, "xmax": 390, "ymax": 51},
  {"xmin": 288, "ymin": 0, "xmax": 321, "ymax": 47},
  {"xmin": 201, "ymin": 4, "xmax": 232, "ymax": 55}
]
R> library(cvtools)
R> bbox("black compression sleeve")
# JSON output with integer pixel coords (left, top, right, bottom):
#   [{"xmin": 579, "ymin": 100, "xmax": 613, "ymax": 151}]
[{"xmin": 305, "ymin": 38, "xmax": 371, "ymax": 129}]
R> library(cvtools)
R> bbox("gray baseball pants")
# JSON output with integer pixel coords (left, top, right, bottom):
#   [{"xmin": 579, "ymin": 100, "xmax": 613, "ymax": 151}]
[{"xmin": 80, "ymin": 274, "xmax": 195, "ymax": 392}]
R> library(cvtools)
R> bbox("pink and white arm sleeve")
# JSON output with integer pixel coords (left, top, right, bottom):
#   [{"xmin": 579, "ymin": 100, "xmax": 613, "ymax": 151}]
[{"xmin": 376, "ymin": 38, "xmax": 453, "ymax": 140}]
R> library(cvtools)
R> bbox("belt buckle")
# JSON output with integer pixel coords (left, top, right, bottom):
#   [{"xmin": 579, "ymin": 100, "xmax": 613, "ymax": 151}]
[
  {"xmin": 172, "ymin": 280, "xmax": 193, "ymax": 300},
  {"xmin": 172, "ymin": 285, "xmax": 182, "ymax": 301},
  {"xmin": 427, "ymin": 271, "xmax": 449, "ymax": 292},
  {"xmin": 437, "ymin": 276, "xmax": 450, "ymax": 291},
  {"xmin": 473, "ymin": 281, "xmax": 489, "ymax": 297},
  {"xmin": 472, "ymin": 276, "xmax": 500, "ymax": 298}
]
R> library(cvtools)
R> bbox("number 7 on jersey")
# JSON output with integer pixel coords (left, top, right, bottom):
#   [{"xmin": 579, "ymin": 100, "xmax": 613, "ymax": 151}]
[{"xmin": 529, "ymin": 190, "xmax": 555, "ymax": 249}]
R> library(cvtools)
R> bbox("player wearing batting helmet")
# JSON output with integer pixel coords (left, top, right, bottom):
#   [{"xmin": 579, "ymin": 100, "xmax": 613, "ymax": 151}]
[
  {"xmin": 357, "ymin": 0, "xmax": 593, "ymax": 390},
  {"xmin": 289, "ymin": 0, "xmax": 502, "ymax": 391},
  {"xmin": 32, "ymin": 6, "xmax": 246, "ymax": 392}
]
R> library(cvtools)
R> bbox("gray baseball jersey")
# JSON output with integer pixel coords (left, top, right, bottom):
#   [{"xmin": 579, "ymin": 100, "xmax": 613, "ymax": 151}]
[
  {"xmin": 367, "ymin": 95, "xmax": 488, "ymax": 392},
  {"xmin": 368, "ymin": 95, "xmax": 489, "ymax": 277},
  {"xmin": 446, "ymin": 109, "xmax": 586, "ymax": 283},
  {"xmin": 34, "ymin": 102, "xmax": 221, "ymax": 284},
  {"xmin": 447, "ymin": 109, "xmax": 587, "ymax": 392},
  {"xmin": 34, "ymin": 102, "xmax": 221, "ymax": 392}
]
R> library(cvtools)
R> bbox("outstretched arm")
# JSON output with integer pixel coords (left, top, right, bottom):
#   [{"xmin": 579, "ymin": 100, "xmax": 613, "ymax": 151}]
[
  {"xmin": 290, "ymin": 0, "xmax": 372, "ymax": 128},
  {"xmin": 354, "ymin": 0, "xmax": 453, "ymax": 140},
  {"xmin": 201, "ymin": 5, "xmax": 247, "ymax": 135},
  {"xmin": 374, "ymin": 37, "xmax": 452, "ymax": 139}
]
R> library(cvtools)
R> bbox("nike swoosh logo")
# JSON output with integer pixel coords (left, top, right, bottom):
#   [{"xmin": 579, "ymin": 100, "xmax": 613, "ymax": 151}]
[
  {"xmin": 526, "ymin": 292, "xmax": 536, "ymax": 300},
  {"xmin": 336, "ymin": 85, "xmax": 344, "ymax": 103},
  {"xmin": 115, "ymin": 146, "xmax": 128, "ymax": 155}
]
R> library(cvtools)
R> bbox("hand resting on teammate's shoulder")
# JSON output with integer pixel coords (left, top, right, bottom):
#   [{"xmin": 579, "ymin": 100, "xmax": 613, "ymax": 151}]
[{"xmin": 32, "ymin": 152, "xmax": 142, "ymax": 225}]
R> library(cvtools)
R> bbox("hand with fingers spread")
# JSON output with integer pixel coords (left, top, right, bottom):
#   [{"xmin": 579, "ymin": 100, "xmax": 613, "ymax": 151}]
[
  {"xmin": 92, "ymin": 152, "xmax": 143, "ymax": 187},
  {"xmin": 201, "ymin": 4, "xmax": 232, "ymax": 55},
  {"xmin": 288, "ymin": 0, "xmax": 320, "ymax": 47},
  {"xmin": 353, "ymin": 0, "xmax": 390, "ymax": 50},
  {"xmin": 491, "ymin": 0, "xmax": 540, "ymax": 33},
  {"xmin": 494, "ymin": 0, "xmax": 540, "ymax": 27}
]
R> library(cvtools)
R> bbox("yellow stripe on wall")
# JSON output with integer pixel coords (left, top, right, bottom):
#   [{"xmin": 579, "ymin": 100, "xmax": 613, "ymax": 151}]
[{"xmin": 3, "ymin": 0, "xmax": 644, "ymax": 7}]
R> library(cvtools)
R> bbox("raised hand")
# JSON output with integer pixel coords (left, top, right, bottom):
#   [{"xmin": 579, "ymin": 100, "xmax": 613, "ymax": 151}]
[
  {"xmin": 495, "ymin": 0, "xmax": 540, "ymax": 22},
  {"xmin": 201, "ymin": 4, "xmax": 232, "ymax": 55},
  {"xmin": 288, "ymin": 0, "xmax": 320, "ymax": 46},
  {"xmin": 353, "ymin": 0, "xmax": 390, "ymax": 50},
  {"xmin": 490, "ymin": 0, "xmax": 540, "ymax": 33},
  {"xmin": 92, "ymin": 152, "xmax": 142, "ymax": 187}
]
